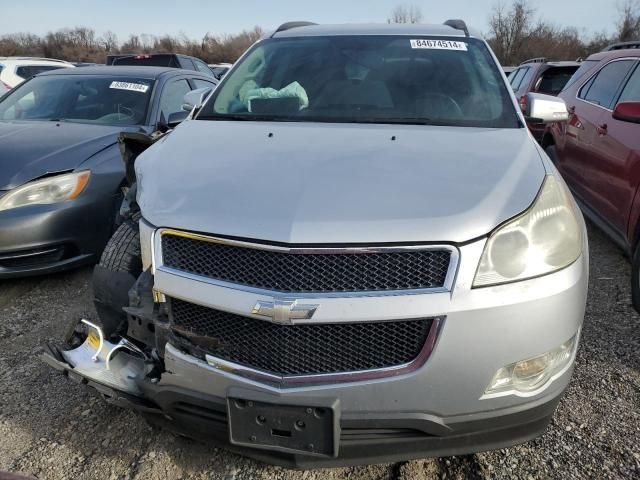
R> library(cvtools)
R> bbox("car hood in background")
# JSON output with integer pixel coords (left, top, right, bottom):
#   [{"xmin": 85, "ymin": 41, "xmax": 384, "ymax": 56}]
[
  {"xmin": 0, "ymin": 121, "xmax": 139, "ymax": 190},
  {"xmin": 137, "ymin": 121, "xmax": 546, "ymax": 244}
]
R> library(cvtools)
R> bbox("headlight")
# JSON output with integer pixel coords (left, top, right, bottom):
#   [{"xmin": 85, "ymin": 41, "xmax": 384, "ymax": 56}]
[
  {"xmin": 473, "ymin": 175, "xmax": 582, "ymax": 287},
  {"xmin": 484, "ymin": 334, "xmax": 578, "ymax": 396},
  {"xmin": 0, "ymin": 171, "xmax": 91, "ymax": 211}
]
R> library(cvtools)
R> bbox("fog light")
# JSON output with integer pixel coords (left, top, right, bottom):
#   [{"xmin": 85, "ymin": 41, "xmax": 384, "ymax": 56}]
[{"xmin": 484, "ymin": 335, "xmax": 577, "ymax": 397}]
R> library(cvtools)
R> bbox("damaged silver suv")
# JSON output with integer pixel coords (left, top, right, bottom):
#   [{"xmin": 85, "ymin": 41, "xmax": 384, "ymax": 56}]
[{"xmin": 44, "ymin": 21, "xmax": 588, "ymax": 468}]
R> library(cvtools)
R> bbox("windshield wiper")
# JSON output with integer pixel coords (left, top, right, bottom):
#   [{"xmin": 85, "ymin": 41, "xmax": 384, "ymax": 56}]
[
  {"xmin": 197, "ymin": 113, "xmax": 282, "ymax": 122},
  {"xmin": 197, "ymin": 113, "xmax": 442, "ymax": 126},
  {"xmin": 354, "ymin": 117, "xmax": 435, "ymax": 125}
]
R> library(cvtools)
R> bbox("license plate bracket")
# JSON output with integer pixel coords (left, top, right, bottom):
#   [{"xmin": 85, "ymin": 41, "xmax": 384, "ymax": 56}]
[{"xmin": 227, "ymin": 397, "xmax": 339, "ymax": 457}]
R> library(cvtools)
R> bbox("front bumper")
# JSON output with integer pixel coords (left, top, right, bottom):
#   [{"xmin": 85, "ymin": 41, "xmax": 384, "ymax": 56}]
[
  {"xmin": 0, "ymin": 187, "xmax": 118, "ymax": 278},
  {"xmin": 42, "ymin": 341, "xmax": 564, "ymax": 468},
  {"xmin": 42, "ymin": 233, "xmax": 588, "ymax": 467}
]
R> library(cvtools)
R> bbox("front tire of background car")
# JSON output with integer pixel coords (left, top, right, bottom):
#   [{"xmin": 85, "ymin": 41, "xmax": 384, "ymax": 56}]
[
  {"xmin": 631, "ymin": 243, "xmax": 640, "ymax": 313},
  {"xmin": 92, "ymin": 216, "xmax": 142, "ymax": 338}
]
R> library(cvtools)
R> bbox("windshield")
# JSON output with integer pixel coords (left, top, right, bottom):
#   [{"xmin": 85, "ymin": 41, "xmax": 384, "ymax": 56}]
[
  {"xmin": 536, "ymin": 66, "xmax": 579, "ymax": 96},
  {"xmin": 0, "ymin": 75, "xmax": 154, "ymax": 125},
  {"xmin": 199, "ymin": 36, "xmax": 519, "ymax": 128}
]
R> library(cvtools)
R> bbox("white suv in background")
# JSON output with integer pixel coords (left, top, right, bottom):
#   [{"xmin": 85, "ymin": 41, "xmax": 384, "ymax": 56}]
[{"xmin": 0, "ymin": 57, "xmax": 74, "ymax": 90}]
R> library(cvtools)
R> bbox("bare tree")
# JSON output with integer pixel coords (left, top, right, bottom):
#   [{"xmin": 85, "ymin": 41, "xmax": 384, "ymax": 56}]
[
  {"xmin": 388, "ymin": 4, "xmax": 423, "ymax": 24},
  {"xmin": 120, "ymin": 34, "xmax": 140, "ymax": 53},
  {"xmin": 616, "ymin": 0, "xmax": 640, "ymax": 41},
  {"xmin": 488, "ymin": 0, "xmax": 535, "ymax": 64},
  {"xmin": 101, "ymin": 31, "xmax": 118, "ymax": 53}
]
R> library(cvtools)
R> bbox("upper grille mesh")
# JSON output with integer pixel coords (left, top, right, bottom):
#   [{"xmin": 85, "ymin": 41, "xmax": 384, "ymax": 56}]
[
  {"xmin": 161, "ymin": 234, "xmax": 452, "ymax": 293},
  {"xmin": 170, "ymin": 298, "xmax": 433, "ymax": 376}
]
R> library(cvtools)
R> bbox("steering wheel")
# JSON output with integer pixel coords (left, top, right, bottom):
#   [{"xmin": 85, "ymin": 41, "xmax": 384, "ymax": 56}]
[
  {"xmin": 97, "ymin": 106, "xmax": 137, "ymax": 123},
  {"xmin": 417, "ymin": 93, "xmax": 464, "ymax": 119}
]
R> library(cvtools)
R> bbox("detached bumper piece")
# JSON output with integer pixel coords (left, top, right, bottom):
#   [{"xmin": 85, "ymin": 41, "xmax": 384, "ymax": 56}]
[{"xmin": 41, "ymin": 319, "xmax": 562, "ymax": 468}]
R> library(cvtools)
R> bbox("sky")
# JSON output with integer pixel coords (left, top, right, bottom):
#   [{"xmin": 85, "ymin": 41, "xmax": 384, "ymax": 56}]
[{"xmin": 0, "ymin": 0, "xmax": 619, "ymax": 40}]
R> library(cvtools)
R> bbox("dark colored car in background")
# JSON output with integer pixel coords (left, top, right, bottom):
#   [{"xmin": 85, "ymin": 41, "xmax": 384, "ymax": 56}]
[
  {"xmin": 509, "ymin": 58, "xmax": 581, "ymax": 140},
  {"xmin": 107, "ymin": 53, "xmax": 215, "ymax": 78},
  {"xmin": 0, "ymin": 66, "xmax": 217, "ymax": 278},
  {"xmin": 542, "ymin": 48, "xmax": 640, "ymax": 311}
]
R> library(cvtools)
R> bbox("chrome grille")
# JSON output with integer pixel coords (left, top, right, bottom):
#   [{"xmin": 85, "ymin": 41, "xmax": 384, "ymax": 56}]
[
  {"xmin": 161, "ymin": 233, "xmax": 452, "ymax": 293},
  {"xmin": 170, "ymin": 298, "xmax": 434, "ymax": 377}
]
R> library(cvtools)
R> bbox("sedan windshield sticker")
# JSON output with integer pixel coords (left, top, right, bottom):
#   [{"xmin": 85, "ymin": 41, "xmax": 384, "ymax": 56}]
[
  {"xmin": 109, "ymin": 81, "xmax": 150, "ymax": 93},
  {"xmin": 410, "ymin": 39, "xmax": 468, "ymax": 51}
]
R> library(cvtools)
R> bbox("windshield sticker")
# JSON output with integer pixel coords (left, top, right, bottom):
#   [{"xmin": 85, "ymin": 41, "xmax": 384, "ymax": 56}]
[
  {"xmin": 410, "ymin": 39, "xmax": 467, "ymax": 51},
  {"xmin": 109, "ymin": 81, "xmax": 149, "ymax": 93}
]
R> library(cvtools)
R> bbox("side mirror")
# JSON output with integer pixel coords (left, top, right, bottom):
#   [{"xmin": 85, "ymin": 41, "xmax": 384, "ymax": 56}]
[
  {"xmin": 612, "ymin": 102, "xmax": 640, "ymax": 124},
  {"xmin": 524, "ymin": 93, "xmax": 569, "ymax": 124},
  {"xmin": 181, "ymin": 87, "xmax": 213, "ymax": 112},
  {"xmin": 167, "ymin": 110, "xmax": 189, "ymax": 128}
]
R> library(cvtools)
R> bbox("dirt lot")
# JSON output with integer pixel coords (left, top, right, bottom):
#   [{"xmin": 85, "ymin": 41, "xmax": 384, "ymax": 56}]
[{"xmin": 0, "ymin": 223, "xmax": 638, "ymax": 480}]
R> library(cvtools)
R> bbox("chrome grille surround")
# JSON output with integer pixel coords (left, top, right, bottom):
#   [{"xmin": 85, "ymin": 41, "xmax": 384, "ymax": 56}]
[
  {"xmin": 155, "ymin": 229, "xmax": 459, "ymax": 297},
  {"xmin": 153, "ymin": 229, "xmax": 457, "ymax": 384}
]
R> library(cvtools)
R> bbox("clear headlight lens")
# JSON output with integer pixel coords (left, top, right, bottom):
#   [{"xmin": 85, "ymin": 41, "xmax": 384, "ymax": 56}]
[
  {"xmin": 0, "ymin": 171, "xmax": 91, "ymax": 211},
  {"xmin": 473, "ymin": 175, "xmax": 582, "ymax": 287},
  {"xmin": 485, "ymin": 335, "xmax": 577, "ymax": 396}
]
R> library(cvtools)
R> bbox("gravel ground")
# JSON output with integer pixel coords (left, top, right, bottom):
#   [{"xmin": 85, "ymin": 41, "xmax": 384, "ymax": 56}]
[{"xmin": 0, "ymin": 223, "xmax": 638, "ymax": 480}]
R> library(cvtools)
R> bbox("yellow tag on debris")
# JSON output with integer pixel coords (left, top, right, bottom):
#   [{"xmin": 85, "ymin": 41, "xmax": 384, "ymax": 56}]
[{"xmin": 86, "ymin": 330, "xmax": 101, "ymax": 350}]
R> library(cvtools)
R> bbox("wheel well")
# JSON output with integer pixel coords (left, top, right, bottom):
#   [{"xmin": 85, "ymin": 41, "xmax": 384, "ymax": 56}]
[
  {"xmin": 541, "ymin": 132, "xmax": 555, "ymax": 150},
  {"xmin": 631, "ymin": 215, "xmax": 640, "ymax": 253}
]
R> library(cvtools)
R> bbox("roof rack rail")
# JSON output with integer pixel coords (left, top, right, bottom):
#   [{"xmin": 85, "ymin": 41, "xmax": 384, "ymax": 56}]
[
  {"xmin": 521, "ymin": 57, "xmax": 547, "ymax": 65},
  {"xmin": 272, "ymin": 21, "xmax": 317, "ymax": 36},
  {"xmin": 443, "ymin": 19, "xmax": 469, "ymax": 37},
  {"xmin": 602, "ymin": 40, "xmax": 640, "ymax": 51}
]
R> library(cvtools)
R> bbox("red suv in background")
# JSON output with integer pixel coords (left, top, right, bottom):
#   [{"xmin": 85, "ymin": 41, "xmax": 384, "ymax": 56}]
[
  {"xmin": 509, "ymin": 58, "xmax": 581, "ymax": 140},
  {"xmin": 543, "ymin": 48, "xmax": 640, "ymax": 311}
]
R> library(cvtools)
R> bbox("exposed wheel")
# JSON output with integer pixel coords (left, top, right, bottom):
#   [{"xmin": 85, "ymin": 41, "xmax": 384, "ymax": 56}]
[
  {"xmin": 92, "ymin": 216, "xmax": 142, "ymax": 338},
  {"xmin": 631, "ymin": 242, "xmax": 640, "ymax": 313}
]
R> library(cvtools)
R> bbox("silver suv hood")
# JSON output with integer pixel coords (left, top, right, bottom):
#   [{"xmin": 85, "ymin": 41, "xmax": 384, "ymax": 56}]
[{"xmin": 137, "ymin": 120, "xmax": 545, "ymax": 244}]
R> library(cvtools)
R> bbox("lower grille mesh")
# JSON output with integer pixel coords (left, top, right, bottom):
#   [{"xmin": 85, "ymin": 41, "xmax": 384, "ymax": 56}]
[{"xmin": 170, "ymin": 299, "xmax": 433, "ymax": 376}]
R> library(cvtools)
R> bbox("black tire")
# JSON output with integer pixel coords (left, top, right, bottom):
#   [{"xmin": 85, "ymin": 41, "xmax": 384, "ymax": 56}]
[
  {"xmin": 92, "ymin": 216, "xmax": 142, "ymax": 338},
  {"xmin": 631, "ymin": 243, "xmax": 640, "ymax": 313}
]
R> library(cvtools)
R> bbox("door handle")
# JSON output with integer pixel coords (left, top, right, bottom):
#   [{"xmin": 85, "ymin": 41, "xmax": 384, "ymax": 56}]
[{"xmin": 597, "ymin": 123, "xmax": 608, "ymax": 135}]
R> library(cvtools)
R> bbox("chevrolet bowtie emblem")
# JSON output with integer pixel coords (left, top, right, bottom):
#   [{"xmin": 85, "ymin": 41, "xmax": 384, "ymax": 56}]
[{"xmin": 252, "ymin": 299, "xmax": 319, "ymax": 324}]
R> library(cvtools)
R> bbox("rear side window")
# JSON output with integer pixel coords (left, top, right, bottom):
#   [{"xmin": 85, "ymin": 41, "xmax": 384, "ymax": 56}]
[
  {"xmin": 193, "ymin": 59, "xmax": 215, "ymax": 77},
  {"xmin": 179, "ymin": 57, "xmax": 196, "ymax": 70},
  {"xmin": 535, "ymin": 66, "xmax": 579, "ymax": 96},
  {"xmin": 192, "ymin": 78, "xmax": 217, "ymax": 90},
  {"xmin": 579, "ymin": 60, "xmax": 636, "ymax": 108},
  {"xmin": 15, "ymin": 65, "xmax": 65, "ymax": 79},
  {"xmin": 618, "ymin": 64, "xmax": 640, "ymax": 103},
  {"xmin": 509, "ymin": 68, "xmax": 527, "ymax": 90},
  {"xmin": 159, "ymin": 78, "xmax": 192, "ymax": 120},
  {"xmin": 563, "ymin": 60, "xmax": 599, "ymax": 91},
  {"xmin": 517, "ymin": 67, "xmax": 535, "ymax": 91}
]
